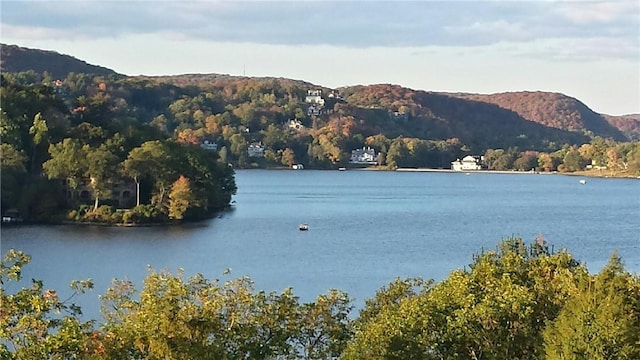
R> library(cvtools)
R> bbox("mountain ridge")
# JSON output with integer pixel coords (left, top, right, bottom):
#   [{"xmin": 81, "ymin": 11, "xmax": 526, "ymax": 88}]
[
  {"xmin": 2, "ymin": 43, "xmax": 638, "ymax": 141},
  {"xmin": 1, "ymin": 43, "xmax": 120, "ymax": 79}
]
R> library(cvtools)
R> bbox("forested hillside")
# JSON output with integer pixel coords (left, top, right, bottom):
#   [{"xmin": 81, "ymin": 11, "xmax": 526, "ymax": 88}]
[
  {"xmin": 0, "ymin": 44, "xmax": 119, "ymax": 79},
  {"xmin": 452, "ymin": 91, "xmax": 629, "ymax": 140},
  {"xmin": 603, "ymin": 113, "xmax": 640, "ymax": 140},
  {"xmin": 2, "ymin": 45, "xmax": 640, "ymax": 223},
  {"xmin": 0, "ymin": 73, "xmax": 236, "ymax": 224}
]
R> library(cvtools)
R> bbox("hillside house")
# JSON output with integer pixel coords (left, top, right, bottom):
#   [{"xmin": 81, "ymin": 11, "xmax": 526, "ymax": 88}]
[
  {"xmin": 451, "ymin": 155, "xmax": 482, "ymax": 171},
  {"xmin": 389, "ymin": 111, "xmax": 409, "ymax": 121},
  {"xmin": 200, "ymin": 140, "xmax": 218, "ymax": 151},
  {"xmin": 305, "ymin": 90, "xmax": 325, "ymax": 106},
  {"xmin": 307, "ymin": 105, "xmax": 322, "ymax": 116},
  {"xmin": 247, "ymin": 142, "xmax": 265, "ymax": 157},
  {"xmin": 350, "ymin": 147, "xmax": 377, "ymax": 164},
  {"xmin": 287, "ymin": 119, "xmax": 304, "ymax": 130},
  {"xmin": 306, "ymin": 89, "xmax": 326, "ymax": 116},
  {"xmin": 327, "ymin": 91, "xmax": 343, "ymax": 100}
]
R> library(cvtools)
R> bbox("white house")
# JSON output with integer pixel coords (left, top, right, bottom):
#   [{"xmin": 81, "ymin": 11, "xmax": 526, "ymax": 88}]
[
  {"xmin": 350, "ymin": 147, "xmax": 377, "ymax": 164},
  {"xmin": 307, "ymin": 105, "xmax": 321, "ymax": 116},
  {"xmin": 287, "ymin": 119, "xmax": 304, "ymax": 130},
  {"xmin": 247, "ymin": 142, "xmax": 265, "ymax": 157},
  {"xmin": 327, "ymin": 91, "xmax": 343, "ymax": 100},
  {"xmin": 200, "ymin": 140, "xmax": 218, "ymax": 151},
  {"xmin": 305, "ymin": 90, "xmax": 325, "ymax": 106},
  {"xmin": 389, "ymin": 111, "xmax": 408, "ymax": 121},
  {"xmin": 586, "ymin": 159, "xmax": 607, "ymax": 170},
  {"xmin": 451, "ymin": 155, "xmax": 482, "ymax": 171}
]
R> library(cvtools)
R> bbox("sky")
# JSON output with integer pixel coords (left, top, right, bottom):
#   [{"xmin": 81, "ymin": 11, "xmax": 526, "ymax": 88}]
[{"xmin": 1, "ymin": 0, "xmax": 639, "ymax": 115}]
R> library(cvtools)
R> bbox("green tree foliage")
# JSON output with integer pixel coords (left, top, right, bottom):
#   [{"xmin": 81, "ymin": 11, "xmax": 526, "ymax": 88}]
[
  {"xmin": 353, "ymin": 277, "xmax": 430, "ymax": 331},
  {"xmin": 99, "ymin": 269, "xmax": 352, "ymax": 359},
  {"xmin": 86, "ymin": 145, "xmax": 119, "ymax": 210},
  {"xmin": 261, "ymin": 123, "xmax": 290, "ymax": 151},
  {"xmin": 385, "ymin": 138, "xmax": 410, "ymax": 169},
  {"xmin": 559, "ymin": 146, "xmax": 587, "ymax": 172},
  {"xmin": 28, "ymin": 112, "xmax": 49, "ymax": 173},
  {"xmin": 0, "ymin": 143, "xmax": 28, "ymax": 210},
  {"xmin": 626, "ymin": 144, "xmax": 640, "ymax": 175},
  {"xmin": 125, "ymin": 140, "xmax": 176, "ymax": 210},
  {"xmin": 0, "ymin": 74, "xmax": 65, "ymax": 152},
  {"xmin": 170, "ymin": 142, "xmax": 237, "ymax": 214},
  {"xmin": 120, "ymin": 140, "xmax": 236, "ymax": 220},
  {"xmin": 483, "ymin": 148, "xmax": 505, "ymax": 170},
  {"xmin": 122, "ymin": 141, "xmax": 171, "ymax": 207},
  {"xmin": 0, "ymin": 250, "xmax": 96, "ymax": 359},
  {"xmin": 344, "ymin": 237, "xmax": 589, "ymax": 359},
  {"xmin": 543, "ymin": 254, "xmax": 640, "ymax": 359},
  {"xmin": 2, "ymin": 240, "xmax": 638, "ymax": 359},
  {"xmin": 229, "ymin": 133, "xmax": 248, "ymax": 159},
  {"xmin": 42, "ymin": 138, "xmax": 88, "ymax": 190}
]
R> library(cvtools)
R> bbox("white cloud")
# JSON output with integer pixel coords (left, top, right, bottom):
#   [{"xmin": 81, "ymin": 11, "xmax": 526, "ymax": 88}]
[
  {"xmin": 1, "ymin": 24, "xmax": 72, "ymax": 40},
  {"xmin": 555, "ymin": 1, "xmax": 639, "ymax": 24},
  {"xmin": 1, "ymin": 0, "xmax": 638, "ymax": 114},
  {"xmin": 444, "ymin": 19, "xmax": 530, "ymax": 43},
  {"xmin": 1, "ymin": 1, "xmax": 635, "ymax": 52}
]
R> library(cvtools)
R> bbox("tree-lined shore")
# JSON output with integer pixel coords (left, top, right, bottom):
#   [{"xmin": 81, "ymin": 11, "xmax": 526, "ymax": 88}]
[{"xmin": 2, "ymin": 69, "xmax": 639, "ymax": 225}]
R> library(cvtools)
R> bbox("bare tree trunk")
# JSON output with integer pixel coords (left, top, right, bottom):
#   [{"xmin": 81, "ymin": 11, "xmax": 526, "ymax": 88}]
[{"xmin": 135, "ymin": 176, "xmax": 140, "ymax": 207}]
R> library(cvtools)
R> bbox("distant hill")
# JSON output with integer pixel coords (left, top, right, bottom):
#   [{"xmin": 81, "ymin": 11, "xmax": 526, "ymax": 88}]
[
  {"xmin": 1, "ymin": 44, "xmax": 637, "ymax": 146},
  {"xmin": 337, "ymin": 84, "xmax": 589, "ymax": 150},
  {"xmin": 450, "ymin": 92, "xmax": 627, "ymax": 141},
  {"xmin": 0, "ymin": 43, "xmax": 120, "ymax": 79},
  {"xmin": 140, "ymin": 73, "xmax": 317, "ymax": 89},
  {"xmin": 602, "ymin": 114, "xmax": 640, "ymax": 140},
  {"xmin": 146, "ymin": 78, "xmax": 634, "ymax": 143}
]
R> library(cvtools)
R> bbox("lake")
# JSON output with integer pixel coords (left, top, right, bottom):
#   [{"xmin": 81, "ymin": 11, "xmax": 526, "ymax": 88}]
[{"xmin": 1, "ymin": 170, "xmax": 639, "ymax": 320}]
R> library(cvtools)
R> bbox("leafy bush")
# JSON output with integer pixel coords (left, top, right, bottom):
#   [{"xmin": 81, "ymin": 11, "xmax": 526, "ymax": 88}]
[
  {"xmin": 110, "ymin": 211, "xmax": 124, "ymax": 223},
  {"xmin": 121, "ymin": 210, "xmax": 136, "ymax": 224},
  {"xmin": 132, "ymin": 204, "xmax": 163, "ymax": 223},
  {"xmin": 83, "ymin": 205, "xmax": 114, "ymax": 222},
  {"xmin": 66, "ymin": 210, "xmax": 78, "ymax": 220}
]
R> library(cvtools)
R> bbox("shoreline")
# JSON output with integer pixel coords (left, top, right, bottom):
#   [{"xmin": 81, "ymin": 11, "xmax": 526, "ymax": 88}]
[
  {"xmin": 239, "ymin": 166, "xmax": 639, "ymax": 179},
  {"xmin": 394, "ymin": 168, "xmax": 639, "ymax": 179},
  {"xmin": 395, "ymin": 168, "xmax": 537, "ymax": 175}
]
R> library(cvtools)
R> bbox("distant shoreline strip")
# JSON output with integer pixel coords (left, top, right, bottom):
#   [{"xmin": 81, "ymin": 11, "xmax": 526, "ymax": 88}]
[{"xmin": 395, "ymin": 168, "xmax": 538, "ymax": 175}]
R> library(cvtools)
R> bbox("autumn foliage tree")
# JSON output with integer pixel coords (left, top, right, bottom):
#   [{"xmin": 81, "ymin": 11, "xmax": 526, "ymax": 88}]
[{"xmin": 168, "ymin": 175, "xmax": 193, "ymax": 220}]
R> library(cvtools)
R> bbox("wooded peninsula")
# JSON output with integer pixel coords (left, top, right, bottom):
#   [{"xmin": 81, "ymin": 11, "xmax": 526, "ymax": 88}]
[{"xmin": 1, "ymin": 44, "xmax": 639, "ymax": 225}]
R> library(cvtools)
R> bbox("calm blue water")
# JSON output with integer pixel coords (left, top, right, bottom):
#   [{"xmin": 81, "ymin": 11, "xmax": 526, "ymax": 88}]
[{"xmin": 2, "ymin": 170, "xmax": 639, "ymax": 320}]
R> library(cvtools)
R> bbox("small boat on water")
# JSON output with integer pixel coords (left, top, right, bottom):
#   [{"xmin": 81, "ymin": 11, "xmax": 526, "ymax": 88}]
[
  {"xmin": 338, "ymin": 167, "xmax": 346, "ymax": 171},
  {"xmin": 579, "ymin": 179, "xmax": 587, "ymax": 184},
  {"xmin": 299, "ymin": 224, "xmax": 309, "ymax": 231}
]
